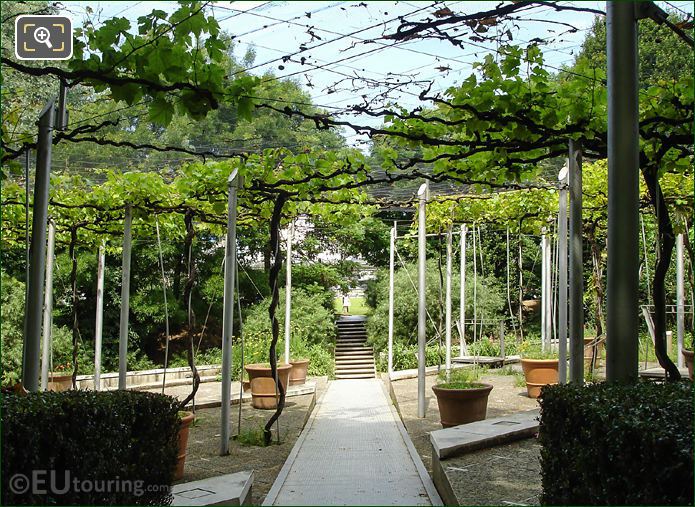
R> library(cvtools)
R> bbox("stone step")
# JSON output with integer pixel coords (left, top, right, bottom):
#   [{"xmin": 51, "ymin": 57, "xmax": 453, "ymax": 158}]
[
  {"xmin": 335, "ymin": 355, "xmax": 374, "ymax": 362},
  {"xmin": 336, "ymin": 360, "xmax": 375, "ymax": 367},
  {"xmin": 335, "ymin": 345, "xmax": 372, "ymax": 351},
  {"xmin": 335, "ymin": 368, "xmax": 376, "ymax": 375},
  {"xmin": 336, "ymin": 339, "xmax": 367, "ymax": 344},
  {"xmin": 336, "ymin": 356, "xmax": 374, "ymax": 364},
  {"xmin": 335, "ymin": 350, "xmax": 374, "ymax": 357},
  {"xmin": 335, "ymin": 372, "xmax": 375, "ymax": 379}
]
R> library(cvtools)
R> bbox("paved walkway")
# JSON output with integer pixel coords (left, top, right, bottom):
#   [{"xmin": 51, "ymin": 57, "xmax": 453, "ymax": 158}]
[{"xmin": 264, "ymin": 379, "xmax": 441, "ymax": 506}]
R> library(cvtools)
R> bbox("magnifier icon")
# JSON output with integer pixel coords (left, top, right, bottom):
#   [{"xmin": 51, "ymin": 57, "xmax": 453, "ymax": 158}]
[{"xmin": 34, "ymin": 26, "xmax": 52, "ymax": 48}]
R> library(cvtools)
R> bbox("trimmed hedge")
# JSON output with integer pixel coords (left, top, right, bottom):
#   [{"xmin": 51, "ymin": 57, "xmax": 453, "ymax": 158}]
[
  {"xmin": 2, "ymin": 390, "xmax": 180, "ymax": 505},
  {"xmin": 538, "ymin": 381, "xmax": 693, "ymax": 505}
]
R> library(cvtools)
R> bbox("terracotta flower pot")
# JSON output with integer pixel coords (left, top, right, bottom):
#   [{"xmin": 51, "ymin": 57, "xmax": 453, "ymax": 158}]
[
  {"xmin": 47, "ymin": 373, "xmax": 72, "ymax": 392},
  {"xmin": 174, "ymin": 411, "xmax": 195, "ymax": 481},
  {"xmin": 245, "ymin": 363, "xmax": 292, "ymax": 409},
  {"xmin": 289, "ymin": 359, "xmax": 310, "ymax": 386},
  {"xmin": 431, "ymin": 383, "xmax": 493, "ymax": 428},
  {"xmin": 521, "ymin": 299, "xmax": 541, "ymax": 313},
  {"xmin": 583, "ymin": 337, "xmax": 604, "ymax": 369},
  {"xmin": 682, "ymin": 349, "xmax": 694, "ymax": 380},
  {"xmin": 521, "ymin": 358, "xmax": 559, "ymax": 398}
]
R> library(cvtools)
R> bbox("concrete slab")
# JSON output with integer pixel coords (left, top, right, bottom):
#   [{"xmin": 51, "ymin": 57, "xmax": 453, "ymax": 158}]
[
  {"xmin": 264, "ymin": 379, "xmax": 441, "ymax": 506},
  {"xmin": 172, "ymin": 471, "xmax": 254, "ymax": 506},
  {"xmin": 638, "ymin": 366, "xmax": 689, "ymax": 379},
  {"xmin": 452, "ymin": 355, "xmax": 521, "ymax": 366},
  {"xmin": 388, "ymin": 363, "xmax": 472, "ymax": 381},
  {"xmin": 142, "ymin": 380, "xmax": 316, "ymax": 410},
  {"xmin": 431, "ymin": 409, "xmax": 539, "ymax": 460}
]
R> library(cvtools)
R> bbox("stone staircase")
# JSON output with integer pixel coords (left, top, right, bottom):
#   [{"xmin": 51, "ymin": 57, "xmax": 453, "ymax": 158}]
[{"xmin": 334, "ymin": 316, "xmax": 375, "ymax": 379}]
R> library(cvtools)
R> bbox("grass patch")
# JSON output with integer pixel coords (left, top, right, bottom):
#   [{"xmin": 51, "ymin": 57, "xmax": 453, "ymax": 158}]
[
  {"xmin": 333, "ymin": 296, "xmax": 370, "ymax": 315},
  {"xmin": 234, "ymin": 425, "xmax": 271, "ymax": 447},
  {"xmin": 435, "ymin": 366, "xmax": 488, "ymax": 389},
  {"xmin": 493, "ymin": 365, "xmax": 527, "ymax": 387}
]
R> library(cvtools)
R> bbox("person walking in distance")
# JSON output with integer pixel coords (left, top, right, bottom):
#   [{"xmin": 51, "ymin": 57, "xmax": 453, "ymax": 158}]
[{"xmin": 342, "ymin": 293, "xmax": 351, "ymax": 315}]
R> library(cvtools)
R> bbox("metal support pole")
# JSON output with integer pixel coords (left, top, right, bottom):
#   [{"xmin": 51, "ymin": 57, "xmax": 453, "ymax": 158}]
[
  {"xmin": 284, "ymin": 221, "xmax": 293, "ymax": 364},
  {"xmin": 221, "ymin": 170, "xmax": 241, "ymax": 455},
  {"xmin": 545, "ymin": 232, "xmax": 553, "ymax": 350},
  {"xmin": 118, "ymin": 204, "xmax": 133, "ymax": 390},
  {"xmin": 445, "ymin": 224, "xmax": 453, "ymax": 374},
  {"xmin": 499, "ymin": 321, "xmax": 505, "ymax": 360},
  {"xmin": 388, "ymin": 222, "xmax": 396, "ymax": 376},
  {"xmin": 558, "ymin": 166, "xmax": 569, "ymax": 383},
  {"xmin": 156, "ymin": 218, "xmax": 171, "ymax": 394},
  {"xmin": 541, "ymin": 233, "xmax": 548, "ymax": 352},
  {"xmin": 569, "ymin": 140, "xmax": 585, "ymax": 383},
  {"xmin": 472, "ymin": 225, "xmax": 478, "ymax": 346},
  {"xmin": 22, "ymin": 100, "xmax": 55, "ymax": 392},
  {"xmin": 25, "ymin": 149, "xmax": 30, "ymax": 323},
  {"xmin": 417, "ymin": 182, "xmax": 428, "ymax": 419},
  {"xmin": 459, "ymin": 225, "xmax": 467, "ymax": 356},
  {"xmin": 677, "ymin": 234, "xmax": 685, "ymax": 368},
  {"xmin": 94, "ymin": 242, "xmax": 105, "ymax": 390},
  {"xmin": 40, "ymin": 220, "xmax": 56, "ymax": 390},
  {"xmin": 606, "ymin": 2, "xmax": 639, "ymax": 383}
]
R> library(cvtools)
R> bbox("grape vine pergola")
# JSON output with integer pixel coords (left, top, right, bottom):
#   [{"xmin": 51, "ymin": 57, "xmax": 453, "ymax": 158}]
[{"xmin": 3, "ymin": 1, "xmax": 693, "ymax": 452}]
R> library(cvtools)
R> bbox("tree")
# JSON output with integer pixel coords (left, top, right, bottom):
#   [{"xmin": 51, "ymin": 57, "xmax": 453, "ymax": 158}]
[{"xmin": 574, "ymin": 12, "xmax": 692, "ymax": 87}]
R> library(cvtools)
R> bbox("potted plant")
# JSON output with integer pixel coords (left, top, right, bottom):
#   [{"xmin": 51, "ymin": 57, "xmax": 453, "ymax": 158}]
[
  {"xmin": 289, "ymin": 358, "xmax": 311, "ymax": 386},
  {"xmin": 521, "ymin": 298, "xmax": 541, "ymax": 314},
  {"xmin": 682, "ymin": 333, "xmax": 693, "ymax": 380},
  {"xmin": 431, "ymin": 368, "xmax": 493, "ymax": 428},
  {"xmin": 244, "ymin": 362, "xmax": 292, "ymax": 409},
  {"xmin": 583, "ymin": 336, "xmax": 604, "ymax": 369},
  {"xmin": 520, "ymin": 343, "xmax": 559, "ymax": 398},
  {"xmin": 174, "ymin": 410, "xmax": 196, "ymax": 481},
  {"xmin": 47, "ymin": 363, "xmax": 73, "ymax": 392}
]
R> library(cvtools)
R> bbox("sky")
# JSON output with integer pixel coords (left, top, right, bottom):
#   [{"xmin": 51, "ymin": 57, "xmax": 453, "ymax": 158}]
[{"xmin": 59, "ymin": 1, "xmax": 695, "ymax": 148}]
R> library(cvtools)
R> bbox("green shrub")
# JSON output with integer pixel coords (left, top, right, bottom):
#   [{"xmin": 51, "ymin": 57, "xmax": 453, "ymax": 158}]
[
  {"xmin": 2, "ymin": 390, "xmax": 180, "ymax": 505},
  {"xmin": 375, "ymin": 343, "xmax": 461, "ymax": 372},
  {"xmin": 367, "ymin": 259, "xmax": 505, "ymax": 356},
  {"xmin": 1, "ymin": 271, "xmax": 26, "ymax": 386},
  {"xmin": 538, "ymin": 381, "xmax": 693, "ymax": 505},
  {"xmin": 280, "ymin": 263, "xmax": 342, "ymax": 311},
  {"xmin": 292, "ymin": 341, "xmax": 335, "ymax": 377},
  {"xmin": 243, "ymin": 287, "xmax": 336, "ymax": 348},
  {"xmin": 468, "ymin": 336, "xmax": 518, "ymax": 357},
  {"xmin": 177, "ymin": 288, "xmax": 337, "ymax": 379}
]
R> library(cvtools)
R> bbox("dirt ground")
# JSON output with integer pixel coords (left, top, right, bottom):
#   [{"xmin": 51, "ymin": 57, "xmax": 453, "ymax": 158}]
[
  {"xmin": 180, "ymin": 376, "xmax": 327, "ymax": 504},
  {"xmin": 388, "ymin": 366, "xmax": 543, "ymax": 505}
]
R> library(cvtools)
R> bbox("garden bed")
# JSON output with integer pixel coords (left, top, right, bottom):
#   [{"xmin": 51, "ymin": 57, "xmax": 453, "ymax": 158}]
[{"xmin": 388, "ymin": 369, "xmax": 541, "ymax": 505}]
